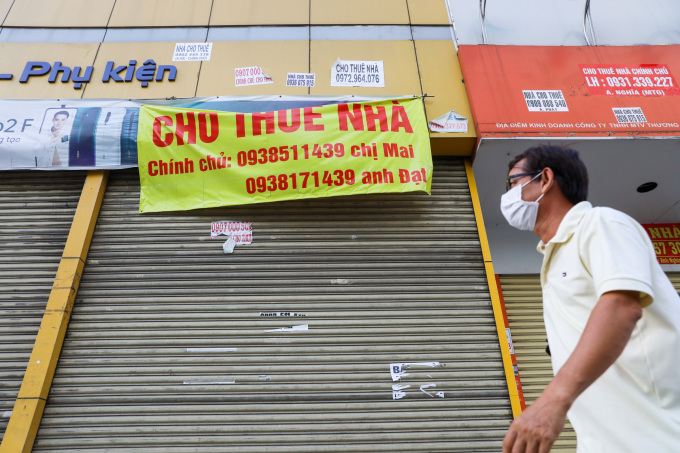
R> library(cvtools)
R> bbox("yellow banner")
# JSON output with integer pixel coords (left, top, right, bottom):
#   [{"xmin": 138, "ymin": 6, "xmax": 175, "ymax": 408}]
[{"xmin": 137, "ymin": 98, "xmax": 432, "ymax": 212}]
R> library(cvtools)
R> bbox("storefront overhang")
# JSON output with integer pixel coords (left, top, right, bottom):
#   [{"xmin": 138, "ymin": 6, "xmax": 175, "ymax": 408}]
[
  {"xmin": 0, "ymin": 40, "xmax": 477, "ymax": 157},
  {"xmin": 458, "ymin": 45, "xmax": 680, "ymax": 273}
]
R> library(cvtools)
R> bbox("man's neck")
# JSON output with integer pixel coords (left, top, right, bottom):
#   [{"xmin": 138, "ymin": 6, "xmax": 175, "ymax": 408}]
[{"xmin": 534, "ymin": 201, "xmax": 575, "ymax": 244}]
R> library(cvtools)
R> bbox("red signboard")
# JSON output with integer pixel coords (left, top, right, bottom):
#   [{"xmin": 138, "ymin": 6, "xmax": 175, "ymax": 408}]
[
  {"xmin": 641, "ymin": 223, "xmax": 680, "ymax": 265},
  {"xmin": 458, "ymin": 45, "xmax": 680, "ymax": 137}
]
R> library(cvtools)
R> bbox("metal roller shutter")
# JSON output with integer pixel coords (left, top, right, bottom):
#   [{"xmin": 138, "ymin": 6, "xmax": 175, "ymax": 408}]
[
  {"xmin": 0, "ymin": 171, "xmax": 86, "ymax": 441},
  {"xmin": 499, "ymin": 274, "xmax": 581, "ymax": 452},
  {"xmin": 668, "ymin": 272, "xmax": 680, "ymax": 292},
  {"xmin": 34, "ymin": 158, "xmax": 514, "ymax": 452}
]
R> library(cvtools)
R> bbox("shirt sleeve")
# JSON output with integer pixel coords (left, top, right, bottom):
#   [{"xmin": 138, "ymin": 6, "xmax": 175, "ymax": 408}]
[{"xmin": 579, "ymin": 208, "xmax": 655, "ymax": 307}]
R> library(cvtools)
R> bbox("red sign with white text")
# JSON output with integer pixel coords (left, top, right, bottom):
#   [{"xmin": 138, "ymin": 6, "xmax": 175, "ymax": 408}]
[
  {"xmin": 458, "ymin": 45, "xmax": 680, "ymax": 137},
  {"xmin": 641, "ymin": 223, "xmax": 680, "ymax": 265}
]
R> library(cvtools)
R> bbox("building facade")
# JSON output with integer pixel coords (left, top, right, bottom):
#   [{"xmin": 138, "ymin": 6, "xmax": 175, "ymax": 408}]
[{"xmin": 0, "ymin": 1, "xmax": 679, "ymax": 452}]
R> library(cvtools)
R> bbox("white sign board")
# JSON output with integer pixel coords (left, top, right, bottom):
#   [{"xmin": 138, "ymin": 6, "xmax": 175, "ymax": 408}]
[
  {"xmin": 523, "ymin": 90, "xmax": 569, "ymax": 112},
  {"xmin": 331, "ymin": 59, "xmax": 384, "ymax": 87},
  {"xmin": 286, "ymin": 73, "xmax": 316, "ymax": 87},
  {"xmin": 612, "ymin": 107, "xmax": 647, "ymax": 123},
  {"xmin": 173, "ymin": 43, "xmax": 213, "ymax": 62}
]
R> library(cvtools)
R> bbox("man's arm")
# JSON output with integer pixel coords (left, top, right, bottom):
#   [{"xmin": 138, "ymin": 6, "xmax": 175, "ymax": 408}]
[{"xmin": 502, "ymin": 290, "xmax": 643, "ymax": 453}]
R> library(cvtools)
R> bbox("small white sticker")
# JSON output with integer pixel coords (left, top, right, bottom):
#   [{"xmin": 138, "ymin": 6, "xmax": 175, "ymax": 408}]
[
  {"xmin": 331, "ymin": 58, "xmax": 384, "ymax": 87},
  {"xmin": 286, "ymin": 72, "xmax": 315, "ymax": 87},
  {"xmin": 186, "ymin": 348, "xmax": 237, "ymax": 353},
  {"xmin": 183, "ymin": 380, "xmax": 235, "ymax": 385},
  {"xmin": 429, "ymin": 110, "xmax": 468, "ymax": 133},
  {"xmin": 393, "ymin": 390, "xmax": 407, "ymax": 400},
  {"xmin": 506, "ymin": 328, "xmax": 515, "ymax": 355},
  {"xmin": 612, "ymin": 107, "xmax": 647, "ymax": 123},
  {"xmin": 264, "ymin": 324, "xmax": 309, "ymax": 333},
  {"xmin": 2, "ymin": 411, "xmax": 12, "ymax": 418},
  {"xmin": 420, "ymin": 383, "xmax": 437, "ymax": 397},
  {"xmin": 390, "ymin": 363, "xmax": 406, "ymax": 381},
  {"xmin": 259, "ymin": 312, "xmax": 307, "ymax": 317},
  {"xmin": 173, "ymin": 42, "xmax": 212, "ymax": 61},
  {"xmin": 235, "ymin": 66, "xmax": 273, "ymax": 86},
  {"xmin": 390, "ymin": 362, "xmax": 440, "ymax": 381},
  {"xmin": 523, "ymin": 90, "xmax": 569, "ymax": 112}
]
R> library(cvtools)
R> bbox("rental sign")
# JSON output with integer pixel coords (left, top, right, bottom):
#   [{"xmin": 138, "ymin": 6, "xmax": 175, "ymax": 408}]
[
  {"xmin": 137, "ymin": 98, "xmax": 432, "ymax": 212},
  {"xmin": 642, "ymin": 223, "xmax": 680, "ymax": 265}
]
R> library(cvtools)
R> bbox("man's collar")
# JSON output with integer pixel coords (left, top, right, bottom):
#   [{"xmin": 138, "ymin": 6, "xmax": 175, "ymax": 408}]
[{"xmin": 537, "ymin": 201, "xmax": 592, "ymax": 253}]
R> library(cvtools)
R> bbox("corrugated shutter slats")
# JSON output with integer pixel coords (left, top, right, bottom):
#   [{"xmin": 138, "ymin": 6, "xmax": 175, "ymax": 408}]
[
  {"xmin": 0, "ymin": 171, "xmax": 86, "ymax": 441},
  {"xmin": 34, "ymin": 159, "xmax": 514, "ymax": 452}
]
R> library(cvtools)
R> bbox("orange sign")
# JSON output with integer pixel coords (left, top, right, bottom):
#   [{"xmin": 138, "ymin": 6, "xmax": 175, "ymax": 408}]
[
  {"xmin": 458, "ymin": 45, "xmax": 680, "ymax": 137},
  {"xmin": 641, "ymin": 223, "xmax": 680, "ymax": 265}
]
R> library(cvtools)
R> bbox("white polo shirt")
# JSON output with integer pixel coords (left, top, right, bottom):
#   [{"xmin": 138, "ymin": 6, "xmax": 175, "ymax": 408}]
[{"xmin": 538, "ymin": 201, "xmax": 680, "ymax": 452}]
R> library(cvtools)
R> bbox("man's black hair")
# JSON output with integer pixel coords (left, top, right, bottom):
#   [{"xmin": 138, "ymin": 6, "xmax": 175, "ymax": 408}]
[
  {"xmin": 53, "ymin": 110, "xmax": 70, "ymax": 119},
  {"xmin": 508, "ymin": 145, "xmax": 589, "ymax": 205}
]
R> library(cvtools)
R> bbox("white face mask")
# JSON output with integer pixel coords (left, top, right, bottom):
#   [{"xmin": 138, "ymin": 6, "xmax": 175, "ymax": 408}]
[{"xmin": 500, "ymin": 172, "xmax": 545, "ymax": 231}]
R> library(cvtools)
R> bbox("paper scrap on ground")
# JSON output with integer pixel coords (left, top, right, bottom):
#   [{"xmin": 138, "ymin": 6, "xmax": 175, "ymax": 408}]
[
  {"xmin": 223, "ymin": 235, "xmax": 236, "ymax": 254},
  {"xmin": 331, "ymin": 58, "xmax": 384, "ymax": 87},
  {"xmin": 390, "ymin": 362, "xmax": 440, "ymax": 381},
  {"xmin": 173, "ymin": 42, "xmax": 212, "ymax": 61},
  {"xmin": 235, "ymin": 66, "xmax": 273, "ymax": 86},
  {"xmin": 264, "ymin": 324, "xmax": 309, "ymax": 333},
  {"xmin": 186, "ymin": 348, "xmax": 237, "ymax": 352},
  {"xmin": 286, "ymin": 72, "xmax": 315, "ymax": 87},
  {"xmin": 428, "ymin": 110, "xmax": 468, "ymax": 133},
  {"xmin": 211, "ymin": 221, "xmax": 253, "ymax": 243}
]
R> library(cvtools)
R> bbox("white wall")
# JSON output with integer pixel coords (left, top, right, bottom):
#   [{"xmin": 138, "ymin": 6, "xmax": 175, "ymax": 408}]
[{"xmin": 447, "ymin": 0, "xmax": 680, "ymax": 46}]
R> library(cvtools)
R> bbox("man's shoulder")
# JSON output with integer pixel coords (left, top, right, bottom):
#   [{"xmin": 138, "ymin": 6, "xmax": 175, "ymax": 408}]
[
  {"xmin": 578, "ymin": 206, "xmax": 648, "ymax": 244},
  {"xmin": 581, "ymin": 205, "xmax": 637, "ymax": 227}
]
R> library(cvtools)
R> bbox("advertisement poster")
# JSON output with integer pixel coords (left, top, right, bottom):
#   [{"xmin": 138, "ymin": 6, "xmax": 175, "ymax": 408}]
[
  {"xmin": 137, "ymin": 98, "xmax": 432, "ymax": 212},
  {"xmin": 0, "ymin": 99, "xmax": 140, "ymax": 170}
]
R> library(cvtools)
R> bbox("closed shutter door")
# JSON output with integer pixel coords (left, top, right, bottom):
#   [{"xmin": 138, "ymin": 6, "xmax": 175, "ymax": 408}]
[
  {"xmin": 0, "ymin": 171, "xmax": 86, "ymax": 441},
  {"xmin": 668, "ymin": 272, "xmax": 680, "ymax": 292},
  {"xmin": 35, "ymin": 158, "xmax": 514, "ymax": 452},
  {"xmin": 499, "ymin": 275, "xmax": 577, "ymax": 452}
]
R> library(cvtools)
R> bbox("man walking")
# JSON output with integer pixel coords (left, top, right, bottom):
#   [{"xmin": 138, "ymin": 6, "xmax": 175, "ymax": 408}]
[{"xmin": 500, "ymin": 145, "xmax": 680, "ymax": 453}]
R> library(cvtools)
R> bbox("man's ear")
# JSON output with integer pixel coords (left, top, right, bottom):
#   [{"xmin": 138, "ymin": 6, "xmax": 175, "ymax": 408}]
[{"xmin": 541, "ymin": 167, "xmax": 555, "ymax": 194}]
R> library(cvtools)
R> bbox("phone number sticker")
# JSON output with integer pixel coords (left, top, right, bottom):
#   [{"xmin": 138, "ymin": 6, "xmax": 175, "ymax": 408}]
[
  {"xmin": 580, "ymin": 64, "xmax": 680, "ymax": 96},
  {"xmin": 523, "ymin": 90, "xmax": 568, "ymax": 112}
]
